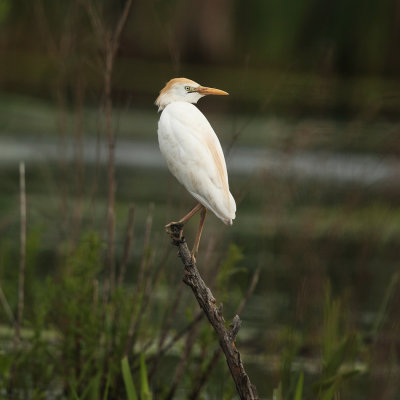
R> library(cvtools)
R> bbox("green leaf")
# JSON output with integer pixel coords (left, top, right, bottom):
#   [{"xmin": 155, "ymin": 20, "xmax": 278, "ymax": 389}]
[
  {"xmin": 294, "ymin": 372, "xmax": 304, "ymax": 400},
  {"xmin": 324, "ymin": 335, "xmax": 353, "ymax": 376},
  {"xmin": 102, "ymin": 371, "xmax": 111, "ymax": 400},
  {"xmin": 371, "ymin": 272, "xmax": 399, "ymax": 338},
  {"xmin": 121, "ymin": 356, "xmax": 138, "ymax": 400},
  {"xmin": 72, "ymin": 390, "xmax": 80, "ymax": 400},
  {"xmin": 320, "ymin": 382, "xmax": 338, "ymax": 400},
  {"xmin": 76, "ymin": 373, "xmax": 101, "ymax": 400},
  {"xmin": 140, "ymin": 354, "xmax": 152, "ymax": 400}
]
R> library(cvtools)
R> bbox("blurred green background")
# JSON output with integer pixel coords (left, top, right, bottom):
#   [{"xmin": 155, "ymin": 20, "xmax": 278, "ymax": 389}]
[{"xmin": 0, "ymin": 0, "xmax": 400, "ymax": 399}]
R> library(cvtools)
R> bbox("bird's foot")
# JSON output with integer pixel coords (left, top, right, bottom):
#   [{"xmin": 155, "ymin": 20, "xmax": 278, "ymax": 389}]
[
  {"xmin": 190, "ymin": 252, "xmax": 197, "ymax": 265},
  {"xmin": 165, "ymin": 221, "xmax": 184, "ymax": 240}
]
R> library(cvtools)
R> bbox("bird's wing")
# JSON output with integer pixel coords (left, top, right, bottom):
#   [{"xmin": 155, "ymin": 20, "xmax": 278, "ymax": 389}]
[{"xmin": 158, "ymin": 102, "xmax": 235, "ymax": 223}]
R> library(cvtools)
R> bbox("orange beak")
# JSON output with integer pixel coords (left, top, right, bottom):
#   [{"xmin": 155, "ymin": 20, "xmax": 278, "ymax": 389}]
[{"xmin": 196, "ymin": 86, "xmax": 229, "ymax": 96}]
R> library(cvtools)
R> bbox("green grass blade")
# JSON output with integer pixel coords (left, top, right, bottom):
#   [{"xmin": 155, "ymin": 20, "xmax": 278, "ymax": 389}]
[
  {"xmin": 71, "ymin": 389, "xmax": 80, "ymax": 400},
  {"xmin": 294, "ymin": 372, "xmax": 304, "ymax": 400},
  {"xmin": 76, "ymin": 373, "xmax": 101, "ymax": 400},
  {"xmin": 121, "ymin": 356, "xmax": 138, "ymax": 400},
  {"xmin": 140, "ymin": 353, "xmax": 152, "ymax": 400},
  {"xmin": 321, "ymin": 382, "xmax": 337, "ymax": 400},
  {"xmin": 371, "ymin": 272, "xmax": 399, "ymax": 338},
  {"xmin": 102, "ymin": 371, "xmax": 111, "ymax": 400}
]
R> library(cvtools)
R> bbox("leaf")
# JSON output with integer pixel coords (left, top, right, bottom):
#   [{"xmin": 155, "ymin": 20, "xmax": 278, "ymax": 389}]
[
  {"xmin": 121, "ymin": 356, "xmax": 138, "ymax": 400},
  {"xmin": 102, "ymin": 371, "xmax": 111, "ymax": 400},
  {"xmin": 140, "ymin": 353, "xmax": 152, "ymax": 400},
  {"xmin": 272, "ymin": 382, "xmax": 283, "ymax": 400},
  {"xmin": 76, "ymin": 373, "xmax": 101, "ymax": 400},
  {"xmin": 294, "ymin": 372, "xmax": 304, "ymax": 400},
  {"xmin": 371, "ymin": 272, "xmax": 399, "ymax": 338},
  {"xmin": 324, "ymin": 335, "xmax": 354, "ymax": 376},
  {"xmin": 320, "ymin": 382, "xmax": 338, "ymax": 400},
  {"xmin": 71, "ymin": 389, "xmax": 80, "ymax": 400}
]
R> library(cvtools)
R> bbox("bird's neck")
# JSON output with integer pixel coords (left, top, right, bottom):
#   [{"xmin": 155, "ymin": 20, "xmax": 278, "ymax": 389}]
[{"xmin": 155, "ymin": 93, "xmax": 202, "ymax": 111}]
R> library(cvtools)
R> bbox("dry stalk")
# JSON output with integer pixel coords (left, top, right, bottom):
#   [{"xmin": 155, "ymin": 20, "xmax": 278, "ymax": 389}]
[
  {"xmin": 15, "ymin": 162, "xmax": 27, "ymax": 346},
  {"xmin": 167, "ymin": 224, "xmax": 259, "ymax": 400},
  {"xmin": 118, "ymin": 204, "xmax": 135, "ymax": 286},
  {"xmin": 132, "ymin": 311, "xmax": 203, "ymax": 374},
  {"xmin": 0, "ymin": 283, "xmax": 15, "ymax": 328},
  {"xmin": 84, "ymin": 0, "xmax": 132, "ymax": 296},
  {"xmin": 124, "ymin": 203, "xmax": 157, "ymax": 356},
  {"xmin": 189, "ymin": 265, "xmax": 261, "ymax": 400},
  {"xmin": 72, "ymin": 75, "xmax": 86, "ymax": 240},
  {"xmin": 189, "ymin": 346, "xmax": 221, "ymax": 400},
  {"xmin": 148, "ymin": 282, "xmax": 185, "ymax": 379},
  {"xmin": 165, "ymin": 321, "xmax": 201, "ymax": 400}
]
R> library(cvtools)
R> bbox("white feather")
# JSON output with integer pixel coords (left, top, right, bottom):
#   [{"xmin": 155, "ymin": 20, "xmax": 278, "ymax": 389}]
[{"xmin": 158, "ymin": 101, "xmax": 236, "ymax": 224}]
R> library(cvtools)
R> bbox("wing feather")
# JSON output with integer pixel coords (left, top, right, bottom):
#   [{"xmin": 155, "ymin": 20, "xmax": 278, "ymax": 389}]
[{"xmin": 158, "ymin": 102, "xmax": 236, "ymax": 223}]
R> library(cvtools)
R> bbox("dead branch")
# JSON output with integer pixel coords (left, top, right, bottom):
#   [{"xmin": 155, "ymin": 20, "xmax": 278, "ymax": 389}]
[
  {"xmin": 189, "ymin": 265, "xmax": 261, "ymax": 400},
  {"xmin": 168, "ymin": 224, "xmax": 259, "ymax": 400}
]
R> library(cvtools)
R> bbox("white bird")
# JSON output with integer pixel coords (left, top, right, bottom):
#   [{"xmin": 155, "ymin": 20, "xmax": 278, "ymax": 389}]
[{"xmin": 155, "ymin": 77, "xmax": 236, "ymax": 260}]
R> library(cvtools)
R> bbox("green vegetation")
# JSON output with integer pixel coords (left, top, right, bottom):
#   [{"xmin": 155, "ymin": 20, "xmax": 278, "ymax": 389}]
[
  {"xmin": 0, "ymin": 158, "xmax": 399, "ymax": 398},
  {"xmin": 1, "ymin": 0, "xmax": 400, "ymax": 398}
]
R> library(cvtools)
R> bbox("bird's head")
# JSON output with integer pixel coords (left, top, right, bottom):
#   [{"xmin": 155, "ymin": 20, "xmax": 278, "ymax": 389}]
[{"xmin": 155, "ymin": 78, "xmax": 228, "ymax": 111}]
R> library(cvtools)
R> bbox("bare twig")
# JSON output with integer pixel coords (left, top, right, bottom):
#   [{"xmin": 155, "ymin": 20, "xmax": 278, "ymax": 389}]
[
  {"xmin": 148, "ymin": 282, "xmax": 185, "ymax": 379},
  {"xmin": 0, "ymin": 282, "xmax": 15, "ymax": 328},
  {"xmin": 105, "ymin": 0, "xmax": 132, "ymax": 295},
  {"xmin": 225, "ymin": 64, "xmax": 292, "ymax": 157},
  {"xmin": 15, "ymin": 162, "xmax": 27, "ymax": 346},
  {"xmin": 84, "ymin": 0, "xmax": 132, "ymax": 297},
  {"xmin": 237, "ymin": 265, "xmax": 261, "ymax": 316},
  {"xmin": 111, "ymin": 1, "xmax": 132, "ymax": 56},
  {"xmin": 189, "ymin": 265, "xmax": 261, "ymax": 399},
  {"xmin": 166, "ymin": 321, "xmax": 200, "ymax": 400},
  {"xmin": 72, "ymin": 75, "xmax": 86, "ymax": 241},
  {"xmin": 138, "ymin": 203, "xmax": 154, "ymax": 289},
  {"xmin": 118, "ymin": 204, "xmax": 135, "ymax": 286},
  {"xmin": 132, "ymin": 311, "xmax": 204, "ymax": 374},
  {"xmin": 189, "ymin": 346, "xmax": 221, "ymax": 400},
  {"xmin": 167, "ymin": 224, "xmax": 259, "ymax": 400},
  {"xmin": 124, "ymin": 203, "xmax": 156, "ymax": 355}
]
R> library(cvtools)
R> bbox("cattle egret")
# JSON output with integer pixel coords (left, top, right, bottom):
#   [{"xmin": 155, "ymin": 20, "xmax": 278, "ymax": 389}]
[{"xmin": 155, "ymin": 77, "xmax": 236, "ymax": 260}]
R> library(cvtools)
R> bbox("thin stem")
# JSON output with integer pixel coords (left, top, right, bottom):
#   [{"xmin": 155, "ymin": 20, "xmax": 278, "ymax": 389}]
[
  {"xmin": 0, "ymin": 282, "xmax": 16, "ymax": 328},
  {"xmin": 83, "ymin": 0, "xmax": 132, "ymax": 298},
  {"xmin": 118, "ymin": 204, "xmax": 135, "ymax": 287},
  {"xmin": 16, "ymin": 162, "xmax": 27, "ymax": 346}
]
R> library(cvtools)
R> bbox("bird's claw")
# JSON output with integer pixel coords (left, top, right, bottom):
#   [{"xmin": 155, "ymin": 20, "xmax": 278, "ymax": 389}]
[{"xmin": 165, "ymin": 222, "xmax": 183, "ymax": 240}]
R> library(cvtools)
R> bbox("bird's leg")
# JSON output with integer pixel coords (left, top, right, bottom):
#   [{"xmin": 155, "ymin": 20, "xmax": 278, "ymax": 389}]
[
  {"xmin": 165, "ymin": 203, "xmax": 203, "ymax": 239},
  {"xmin": 191, "ymin": 206, "xmax": 207, "ymax": 263},
  {"xmin": 178, "ymin": 203, "xmax": 203, "ymax": 225}
]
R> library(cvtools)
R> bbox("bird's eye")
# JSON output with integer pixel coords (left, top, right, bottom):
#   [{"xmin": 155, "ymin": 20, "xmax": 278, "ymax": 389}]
[{"xmin": 184, "ymin": 86, "xmax": 191, "ymax": 92}]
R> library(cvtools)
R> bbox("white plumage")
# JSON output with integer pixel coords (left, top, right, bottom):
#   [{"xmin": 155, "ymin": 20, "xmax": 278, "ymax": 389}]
[{"xmin": 155, "ymin": 77, "xmax": 236, "ymax": 258}]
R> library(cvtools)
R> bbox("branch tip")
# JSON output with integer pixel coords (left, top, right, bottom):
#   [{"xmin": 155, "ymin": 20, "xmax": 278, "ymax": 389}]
[{"xmin": 229, "ymin": 315, "xmax": 241, "ymax": 341}]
